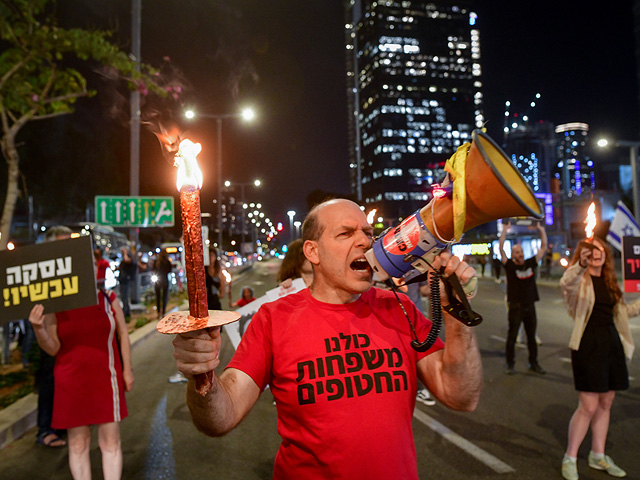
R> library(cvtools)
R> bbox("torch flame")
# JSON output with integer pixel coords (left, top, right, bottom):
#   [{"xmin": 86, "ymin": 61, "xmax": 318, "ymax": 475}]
[
  {"xmin": 584, "ymin": 202, "xmax": 596, "ymax": 240},
  {"xmin": 222, "ymin": 269, "xmax": 232, "ymax": 283},
  {"xmin": 366, "ymin": 209, "xmax": 377, "ymax": 225},
  {"xmin": 175, "ymin": 139, "xmax": 203, "ymax": 191}
]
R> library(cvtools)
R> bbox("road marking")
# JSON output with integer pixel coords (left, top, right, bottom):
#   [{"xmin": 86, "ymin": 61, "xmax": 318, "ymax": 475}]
[
  {"xmin": 414, "ymin": 409, "xmax": 515, "ymax": 473},
  {"xmin": 559, "ymin": 356, "xmax": 571, "ymax": 363}
]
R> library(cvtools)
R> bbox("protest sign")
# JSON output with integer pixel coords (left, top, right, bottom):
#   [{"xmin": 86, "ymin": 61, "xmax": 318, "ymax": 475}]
[
  {"xmin": 0, "ymin": 236, "xmax": 98, "ymax": 323},
  {"xmin": 622, "ymin": 236, "xmax": 640, "ymax": 293}
]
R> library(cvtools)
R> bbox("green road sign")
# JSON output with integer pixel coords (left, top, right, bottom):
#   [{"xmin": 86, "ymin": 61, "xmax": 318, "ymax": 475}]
[{"xmin": 95, "ymin": 196, "xmax": 175, "ymax": 227}]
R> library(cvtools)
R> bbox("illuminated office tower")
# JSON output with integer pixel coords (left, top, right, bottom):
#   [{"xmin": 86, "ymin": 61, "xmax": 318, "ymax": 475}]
[
  {"xmin": 344, "ymin": 0, "xmax": 483, "ymax": 221},
  {"xmin": 553, "ymin": 122, "xmax": 594, "ymax": 197},
  {"xmin": 502, "ymin": 120, "xmax": 556, "ymax": 194}
]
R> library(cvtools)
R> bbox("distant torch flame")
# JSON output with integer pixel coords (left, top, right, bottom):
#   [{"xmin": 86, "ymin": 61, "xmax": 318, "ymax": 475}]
[
  {"xmin": 433, "ymin": 188, "xmax": 446, "ymax": 199},
  {"xmin": 584, "ymin": 202, "xmax": 596, "ymax": 240},
  {"xmin": 366, "ymin": 209, "xmax": 377, "ymax": 224},
  {"xmin": 222, "ymin": 269, "xmax": 232, "ymax": 283},
  {"xmin": 175, "ymin": 139, "xmax": 203, "ymax": 191}
]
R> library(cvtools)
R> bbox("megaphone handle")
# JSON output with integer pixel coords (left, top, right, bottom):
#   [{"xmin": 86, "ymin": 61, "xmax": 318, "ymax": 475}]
[{"xmin": 441, "ymin": 272, "xmax": 483, "ymax": 327}]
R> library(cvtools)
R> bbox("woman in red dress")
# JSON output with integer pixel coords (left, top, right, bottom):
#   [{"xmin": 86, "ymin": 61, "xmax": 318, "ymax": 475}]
[{"xmin": 29, "ymin": 287, "xmax": 134, "ymax": 480}]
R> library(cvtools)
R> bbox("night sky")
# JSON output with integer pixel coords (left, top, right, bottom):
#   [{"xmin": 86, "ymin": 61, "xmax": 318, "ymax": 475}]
[{"xmin": 15, "ymin": 0, "xmax": 640, "ymax": 241}]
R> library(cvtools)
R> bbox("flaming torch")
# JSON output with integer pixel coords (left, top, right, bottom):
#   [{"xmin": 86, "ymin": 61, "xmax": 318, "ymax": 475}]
[
  {"xmin": 222, "ymin": 269, "xmax": 232, "ymax": 303},
  {"xmin": 157, "ymin": 139, "xmax": 239, "ymax": 396},
  {"xmin": 366, "ymin": 209, "xmax": 377, "ymax": 225},
  {"xmin": 578, "ymin": 202, "xmax": 601, "ymax": 252}
]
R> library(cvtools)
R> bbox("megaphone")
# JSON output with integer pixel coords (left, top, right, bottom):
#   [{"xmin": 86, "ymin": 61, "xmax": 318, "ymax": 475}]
[{"xmin": 365, "ymin": 130, "xmax": 543, "ymax": 281}]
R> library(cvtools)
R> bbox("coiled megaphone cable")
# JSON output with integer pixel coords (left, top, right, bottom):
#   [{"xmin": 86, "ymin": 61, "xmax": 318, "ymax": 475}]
[{"xmin": 386, "ymin": 255, "xmax": 482, "ymax": 353}]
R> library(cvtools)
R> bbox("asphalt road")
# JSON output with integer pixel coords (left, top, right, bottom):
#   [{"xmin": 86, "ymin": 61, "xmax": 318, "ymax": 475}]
[{"xmin": 1, "ymin": 259, "xmax": 639, "ymax": 479}]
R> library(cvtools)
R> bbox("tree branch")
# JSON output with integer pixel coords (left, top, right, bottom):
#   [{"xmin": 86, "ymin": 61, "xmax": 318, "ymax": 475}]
[
  {"xmin": 0, "ymin": 51, "xmax": 35, "ymax": 91},
  {"xmin": 39, "ymin": 90, "xmax": 88, "ymax": 107},
  {"xmin": 30, "ymin": 110, "xmax": 75, "ymax": 122}
]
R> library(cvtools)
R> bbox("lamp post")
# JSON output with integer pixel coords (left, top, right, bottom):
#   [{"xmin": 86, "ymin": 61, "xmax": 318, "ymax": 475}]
[
  {"xmin": 185, "ymin": 107, "xmax": 255, "ymax": 251},
  {"xmin": 294, "ymin": 220, "xmax": 301, "ymax": 239},
  {"xmin": 287, "ymin": 210, "xmax": 296, "ymax": 243},
  {"xmin": 224, "ymin": 179, "xmax": 261, "ymax": 256},
  {"xmin": 597, "ymin": 138, "xmax": 640, "ymax": 221}
]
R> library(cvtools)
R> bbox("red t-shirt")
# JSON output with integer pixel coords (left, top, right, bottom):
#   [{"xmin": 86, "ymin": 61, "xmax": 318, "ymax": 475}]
[
  {"xmin": 236, "ymin": 297, "xmax": 256, "ymax": 308},
  {"xmin": 95, "ymin": 258, "xmax": 110, "ymax": 283},
  {"xmin": 227, "ymin": 287, "xmax": 444, "ymax": 479}
]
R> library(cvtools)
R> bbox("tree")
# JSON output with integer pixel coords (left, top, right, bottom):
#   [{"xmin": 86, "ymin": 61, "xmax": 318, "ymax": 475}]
[{"xmin": 0, "ymin": 0, "xmax": 178, "ymax": 249}]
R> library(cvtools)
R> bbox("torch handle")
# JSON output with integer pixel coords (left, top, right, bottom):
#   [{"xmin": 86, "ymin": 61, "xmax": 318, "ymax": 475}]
[{"xmin": 179, "ymin": 186, "xmax": 215, "ymax": 396}]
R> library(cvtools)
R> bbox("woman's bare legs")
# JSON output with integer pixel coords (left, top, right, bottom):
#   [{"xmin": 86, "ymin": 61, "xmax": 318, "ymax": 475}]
[
  {"xmin": 67, "ymin": 425, "xmax": 92, "ymax": 480},
  {"xmin": 97, "ymin": 422, "xmax": 123, "ymax": 480}
]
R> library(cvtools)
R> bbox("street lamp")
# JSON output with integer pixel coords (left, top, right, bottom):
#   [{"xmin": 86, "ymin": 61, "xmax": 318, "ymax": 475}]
[
  {"xmin": 597, "ymin": 138, "xmax": 640, "ymax": 221},
  {"xmin": 184, "ymin": 107, "xmax": 256, "ymax": 250},
  {"xmin": 224, "ymin": 179, "xmax": 262, "ymax": 255},
  {"xmin": 287, "ymin": 210, "xmax": 296, "ymax": 243},
  {"xmin": 294, "ymin": 220, "xmax": 301, "ymax": 239}
]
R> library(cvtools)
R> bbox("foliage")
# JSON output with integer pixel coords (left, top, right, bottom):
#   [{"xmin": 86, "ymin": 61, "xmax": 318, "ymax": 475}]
[
  {"xmin": 0, "ymin": 0, "xmax": 170, "ymax": 128},
  {"xmin": 0, "ymin": 370, "xmax": 30, "ymax": 389},
  {"xmin": 0, "ymin": 383, "xmax": 34, "ymax": 409},
  {"xmin": 0, "ymin": 369, "xmax": 34, "ymax": 410},
  {"xmin": 134, "ymin": 317, "xmax": 150, "ymax": 329},
  {"xmin": 0, "ymin": 0, "xmax": 182, "ymax": 249}
]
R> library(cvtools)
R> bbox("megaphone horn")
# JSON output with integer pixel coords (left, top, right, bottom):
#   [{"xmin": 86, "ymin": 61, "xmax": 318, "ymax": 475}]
[{"xmin": 365, "ymin": 130, "xmax": 543, "ymax": 281}]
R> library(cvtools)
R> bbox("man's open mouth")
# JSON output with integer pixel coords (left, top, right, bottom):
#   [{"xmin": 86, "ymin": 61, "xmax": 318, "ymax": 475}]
[{"xmin": 350, "ymin": 258, "xmax": 371, "ymax": 272}]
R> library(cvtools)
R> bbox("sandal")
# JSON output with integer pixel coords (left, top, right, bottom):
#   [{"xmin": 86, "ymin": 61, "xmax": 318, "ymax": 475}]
[{"xmin": 37, "ymin": 431, "xmax": 66, "ymax": 448}]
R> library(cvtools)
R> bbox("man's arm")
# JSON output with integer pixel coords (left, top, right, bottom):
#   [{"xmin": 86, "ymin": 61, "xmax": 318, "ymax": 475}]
[
  {"xmin": 173, "ymin": 328, "xmax": 261, "ymax": 436},
  {"xmin": 534, "ymin": 223, "xmax": 548, "ymax": 263},
  {"xmin": 416, "ymin": 253, "xmax": 482, "ymax": 412},
  {"xmin": 498, "ymin": 222, "xmax": 509, "ymax": 265}
]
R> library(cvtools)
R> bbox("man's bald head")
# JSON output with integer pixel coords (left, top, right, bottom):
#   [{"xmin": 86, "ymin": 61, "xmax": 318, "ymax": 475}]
[{"xmin": 302, "ymin": 198, "xmax": 363, "ymax": 243}]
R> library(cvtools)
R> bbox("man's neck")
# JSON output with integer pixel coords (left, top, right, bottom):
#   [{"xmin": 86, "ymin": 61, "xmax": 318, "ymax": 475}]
[{"xmin": 309, "ymin": 282, "xmax": 361, "ymax": 304}]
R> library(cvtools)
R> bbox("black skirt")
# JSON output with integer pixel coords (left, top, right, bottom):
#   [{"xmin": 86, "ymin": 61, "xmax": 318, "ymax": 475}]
[
  {"xmin": 572, "ymin": 275, "xmax": 628, "ymax": 392},
  {"xmin": 572, "ymin": 321, "xmax": 629, "ymax": 392}
]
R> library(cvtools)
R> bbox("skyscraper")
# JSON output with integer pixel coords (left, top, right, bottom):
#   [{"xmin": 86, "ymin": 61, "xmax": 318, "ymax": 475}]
[
  {"xmin": 553, "ymin": 122, "xmax": 594, "ymax": 198},
  {"xmin": 502, "ymin": 120, "xmax": 556, "ymax": 194},
  {"xmin": 344, "ymin": 0, "xmax": 483, "ymax": 221}
]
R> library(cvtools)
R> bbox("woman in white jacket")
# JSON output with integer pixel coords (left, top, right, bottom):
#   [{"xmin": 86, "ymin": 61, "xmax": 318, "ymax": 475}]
[{"xmin": 559, "ymin": 237, "xmax": 637, "ymax": 480}]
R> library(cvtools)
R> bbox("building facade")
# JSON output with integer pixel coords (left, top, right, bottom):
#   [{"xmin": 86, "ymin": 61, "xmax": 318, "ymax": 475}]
[
  {"xmin": 553, "ymin": 122, "xmax": 594, "ymax": 198},
  {"xmin": 344, "ymin": 0, "xmax": 483, "ymax": 222},
  {"xmin": 502, "ymin": 120, "xmax": 556, "ymax": 195}
]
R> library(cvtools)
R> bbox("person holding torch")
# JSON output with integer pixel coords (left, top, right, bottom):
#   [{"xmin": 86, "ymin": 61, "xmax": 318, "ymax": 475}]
[
  {"xmin": 172, "ymin": 198, "xmax": 482, "ymax": 479},
  {"xmin": 559, "ymin": 207, "xmax": 637, "ymax": 480}
]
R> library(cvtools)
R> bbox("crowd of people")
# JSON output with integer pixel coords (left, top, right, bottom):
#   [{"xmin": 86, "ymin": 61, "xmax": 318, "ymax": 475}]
[{"xmin": 6, "ymin": 202, "xmax": 637, "ymax": 479}]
